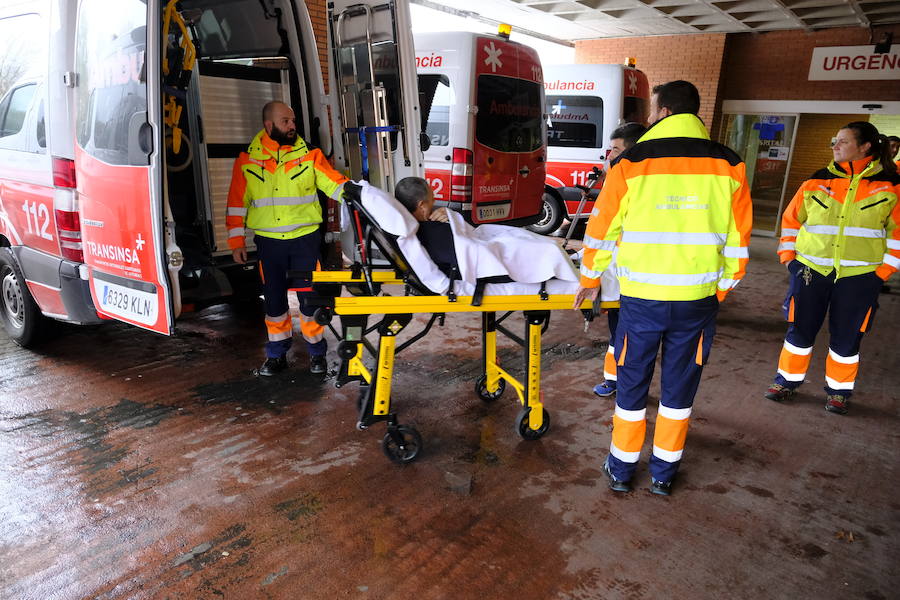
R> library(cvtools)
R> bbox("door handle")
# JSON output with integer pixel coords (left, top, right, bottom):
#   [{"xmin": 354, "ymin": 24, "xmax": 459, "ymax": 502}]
[{"xmin": 519, "ymin": 166, "xmax": 530, "ymax": 176}]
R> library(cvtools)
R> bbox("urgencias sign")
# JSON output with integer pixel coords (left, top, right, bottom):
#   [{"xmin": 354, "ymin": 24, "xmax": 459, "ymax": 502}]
[{"xmin": 808, "ymin": 45, "xmax": 900, "ymax": 81}]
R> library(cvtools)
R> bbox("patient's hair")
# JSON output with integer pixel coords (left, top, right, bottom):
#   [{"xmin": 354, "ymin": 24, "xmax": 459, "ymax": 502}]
[{"xmin": 395, "ymin": 177, "xmax": 431, "ymax": 213}]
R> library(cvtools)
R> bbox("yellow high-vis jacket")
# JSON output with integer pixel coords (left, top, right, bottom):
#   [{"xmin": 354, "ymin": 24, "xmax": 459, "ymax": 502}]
[
  {"xmin": 778, "ymin": 158, "xmax": 900, "ymax": 281},
  {"xmin": 580, "ymin": 113, "xmax": 753, "ymax": 301},
  {"xmin": 226, "ymin": 130, "xmax": 347, "ymax": 249}
]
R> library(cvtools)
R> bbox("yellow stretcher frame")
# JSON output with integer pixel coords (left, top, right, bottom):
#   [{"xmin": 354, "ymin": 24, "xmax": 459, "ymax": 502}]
[{"xmin": 312, "ymin": 269, "xmax": 618, "ymax": 464}]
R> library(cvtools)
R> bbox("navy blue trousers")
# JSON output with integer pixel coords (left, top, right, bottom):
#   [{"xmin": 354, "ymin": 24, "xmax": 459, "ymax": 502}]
[
  {"xmin": 773, "ymin": 261, "xmax": 881, "ymax": 397},
  {"xmin": 255, "ymin": 232, "xmax": 327, "ymax": 359},
  {"xmin": 607, "ymin": 295, "xmax": 718, "ymax": 483}
]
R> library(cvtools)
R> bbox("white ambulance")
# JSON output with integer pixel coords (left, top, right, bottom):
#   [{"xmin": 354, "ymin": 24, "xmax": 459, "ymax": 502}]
[
  {"xmin": 0, "ymin": 0, "xmax": 423, "ymax": 347},
  {"xmin": 529, "ymin": 62, "xmax": 649, "ymax": 235},
  {"xmin": 415, "ymin": 29, "xmax": 546, "ymax": 226}
]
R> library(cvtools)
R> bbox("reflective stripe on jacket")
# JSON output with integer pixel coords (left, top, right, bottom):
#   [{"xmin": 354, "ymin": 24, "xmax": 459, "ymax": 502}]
[
  {"xmin": 778, "ymin": 158, "xmax": 900, "ymax": 281},
  {"xmin": 580, "ymin": 113, "xmax": 752, "ymax": 301},
  {"xmin": 225, "ymin": 130, "xmax": 347, "ymax": 248}
]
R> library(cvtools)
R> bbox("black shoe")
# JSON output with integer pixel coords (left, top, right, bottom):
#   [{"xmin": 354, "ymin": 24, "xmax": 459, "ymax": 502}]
[
  {"xmin": 650, "ymin": 478, "xmax": 672, "ymax": 496},
  {"xmin": 825, "ymin": 394, "xmax": 849, "ymax": 415},
  {"xmin": 310, "ymin": 355, "xmax": 327, "ymax": 375},
  {"xmin": 603, "ymin": 459, "xmax": 632, "ymax": 493},
  {"xmin": 258, "ymin": 356, "xmax": 287, "ymax": 377}
]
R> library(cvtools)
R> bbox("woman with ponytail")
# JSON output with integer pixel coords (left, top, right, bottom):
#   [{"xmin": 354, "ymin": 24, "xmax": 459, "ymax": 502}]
[{"xmin": 764, "ymin": 121, "xmax": 900, "ymax": 415}]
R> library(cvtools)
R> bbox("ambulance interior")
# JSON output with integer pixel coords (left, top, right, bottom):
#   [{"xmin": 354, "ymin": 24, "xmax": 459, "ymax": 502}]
[{"xmin": 157, "ymin": 0, "xmax": 311, "ymax": 306}]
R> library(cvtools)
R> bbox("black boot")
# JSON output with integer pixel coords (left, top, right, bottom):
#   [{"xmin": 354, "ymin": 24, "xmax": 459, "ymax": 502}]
[
  {"xmin": 309, "ymin": 355, "xmax": 327, "ymax": 375},
  {"xmin": 258, "ymin": 356, "xmax": 287, "ymax": 376}
]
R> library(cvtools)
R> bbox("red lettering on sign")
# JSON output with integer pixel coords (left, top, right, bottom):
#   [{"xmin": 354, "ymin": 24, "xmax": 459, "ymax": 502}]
[
  {"xmin": 416, "ymin": 53, "xmax": 443, "ymax": 68},
  {"xmin": 823, "ymin": 57, "xmax": 836, "ymax": 71},
  {"xmin": 851, "ymin": 55, "xmax": 867, "ymax": 70},
  {"xmin": 836, "ymin": 56, "xmax": 851, "ymax": 70}
]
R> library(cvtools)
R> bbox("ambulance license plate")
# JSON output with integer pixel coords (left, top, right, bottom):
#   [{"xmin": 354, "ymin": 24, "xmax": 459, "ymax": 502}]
[
  {"xmin": 97, "ymin": 279, "xmax": 158, "ymax": 326},
  {"xmin": 476, "ymin": 201, "xmax": 511, "ymax": 221}
]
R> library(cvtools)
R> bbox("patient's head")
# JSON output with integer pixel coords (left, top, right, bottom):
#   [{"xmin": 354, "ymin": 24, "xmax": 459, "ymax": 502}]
[{"xmin": 395, "ymin": 177, "xmax": 435, "ymax": 221}]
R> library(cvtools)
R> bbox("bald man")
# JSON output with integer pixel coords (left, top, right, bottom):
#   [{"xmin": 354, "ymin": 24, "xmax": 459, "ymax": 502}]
[{"xmin": 226, "ymin": 101, "xmax": 348, "ymax": 376}]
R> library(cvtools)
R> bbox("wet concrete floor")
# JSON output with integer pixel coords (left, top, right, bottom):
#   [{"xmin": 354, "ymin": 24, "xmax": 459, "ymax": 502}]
[{"xmin": 1, "ymin": 236, "xmax": 898, "ymax": 599}]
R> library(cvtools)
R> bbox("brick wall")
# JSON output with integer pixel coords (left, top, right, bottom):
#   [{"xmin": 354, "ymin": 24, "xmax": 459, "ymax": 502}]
[
  {"xmin": 574, "ymin": 34, "xmax": 727, "ymax": 130},
  {"xmin": 720, "ymin": 25, "xmax": 900, "ymax": 103},
  {"xmin": 785, "ymin": 114, "xmax": 869, "ymax": 200},
  {"xmin": 308, "ymin": 0, "xmax": 330, "ymax": 91}
]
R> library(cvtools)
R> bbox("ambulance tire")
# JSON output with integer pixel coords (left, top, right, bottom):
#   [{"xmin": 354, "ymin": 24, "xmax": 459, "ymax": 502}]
[
  {"xmin": 0, "ymin": 248, "xmax": 46, "ymax": 348},
  {"xmin": 382, "ymin": 425, "xmax": 422, "ymax": 464},
  {"xmin": 516, "ymin": 406, "xmax": 550, "ymax": 440},
  {"xmin": 527, "ymin": 191, "xmax": 564, "ymax": 236},
  {"xmin": 475, "ymin": 375, "xmax": 506, "ymax": 402}
]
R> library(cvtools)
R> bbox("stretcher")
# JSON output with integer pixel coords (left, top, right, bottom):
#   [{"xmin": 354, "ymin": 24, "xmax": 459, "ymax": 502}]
[{"xmin": 305, "ymin": 184, "xmax": 617, "ymax": 463}]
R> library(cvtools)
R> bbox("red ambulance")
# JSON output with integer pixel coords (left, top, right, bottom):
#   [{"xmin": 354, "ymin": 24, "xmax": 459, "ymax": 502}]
[
  {"xmin": 0, "ymin": 0, "xmax": 423, "ymax": 347},
  {"xmin": 415, "ymin": 29, "xmax": 546, "ymax": 225}
]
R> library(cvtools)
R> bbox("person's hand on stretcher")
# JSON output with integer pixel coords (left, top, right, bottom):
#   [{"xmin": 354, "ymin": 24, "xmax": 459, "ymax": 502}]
[
  {"xmin": 572, "ymin": 284, "xmax": 599, "ymax": 310},
  {"xmin": 428, "ymin": 207, "xmax": 449, "ymax": 223}
]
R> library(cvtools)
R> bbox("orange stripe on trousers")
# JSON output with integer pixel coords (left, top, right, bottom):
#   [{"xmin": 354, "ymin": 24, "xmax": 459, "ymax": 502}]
[
  {"xmin": 300, "ymin": 318, "xmax": 325, "ymax": 339},
  {"xmin": 653, "ymin": 414, "xmax": 690, "ymax": 453},
  {"xmin": 778, "ymin": 348, "xmax": 811, "ymax": 378},
  {"xmin": 265, "ymin": 315, "xmax": 292, "ymax": 335},
  {"xmin": 617, "ymin": 335, "xmax": 628, "ymax": 366},
  {"xmin": 604, "ymin": 350, "xmax": 617, "ymax": 378},
  {"xmin": 612, "ymin": 415, "xmax": 645, "ymax": 453},
  {"xmin": 825, "ymin": 355, "xmax": 858, "ymax": 384}
]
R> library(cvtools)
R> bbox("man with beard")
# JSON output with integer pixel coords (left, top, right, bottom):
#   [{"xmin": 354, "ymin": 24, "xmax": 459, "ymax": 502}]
[{"xmin": 226, "ymin": 101, "xmax": 348, "ymax": 376}]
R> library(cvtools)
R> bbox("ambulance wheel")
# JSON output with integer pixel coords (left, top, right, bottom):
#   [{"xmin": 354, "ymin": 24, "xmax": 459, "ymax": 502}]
[
  {"xmin": 382, "ymin": 426, "xmax": 422, "ymax": 464},
  {"xmin": 0, "ymin": 249, "xmax": 47, "ymax": 348},
  {"xmin": 516, "ymin": 407, "xmax": 550, "ymax": 440},
  {"xmin": 527, "ymin": 192, "xmax": 564, "ymax": 236},
  {"xmin": 475, "ymin": 375, "xmax": 506, "ymax": 402}
]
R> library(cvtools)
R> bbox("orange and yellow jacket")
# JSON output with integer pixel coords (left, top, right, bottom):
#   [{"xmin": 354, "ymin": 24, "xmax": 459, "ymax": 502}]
[
  {"xmin": 778, "ymin": 158, "xmax": 900, "ymax": 280},
  {"xmin": 226, "ymin": 130, "xmax": 348, "ymax": 249},
  {"xmin": 580, "ymin": 113, "xmax": 752, "ymax": 302}
]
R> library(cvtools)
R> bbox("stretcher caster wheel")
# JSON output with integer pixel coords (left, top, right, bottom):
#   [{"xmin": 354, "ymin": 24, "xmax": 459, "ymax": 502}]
[
  {"xmin": 474, "ymin": 375, "xmax": 506, "ymax": 402},
  {"xmin": 516, "ymin": 407, "xmax": 550, "ymax": 440},
  {"xmin": 313, "ymin": 307, "xmax": 333, "ymax": 325},
  {"xmin": 382, "ymin": 426, "xmax": 422, "ymax": 464}
]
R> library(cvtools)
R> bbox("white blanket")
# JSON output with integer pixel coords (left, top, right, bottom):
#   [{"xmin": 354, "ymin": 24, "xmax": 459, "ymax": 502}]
[
  {"xmin": 356, "ymin": 180, "xmax": 580, "ymax": 296},
  {"xmin": 446, "ymin": 210, "xmax": 579, "ymax": 284}
]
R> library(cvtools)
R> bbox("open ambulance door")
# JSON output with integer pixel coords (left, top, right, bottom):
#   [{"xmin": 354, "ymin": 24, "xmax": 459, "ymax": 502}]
[
  {"xmin": 73, "ymin": 0, "xmax": 179, "ymax": 335},
  {"xmin": 327, "ymin": 0, "xmax": 423, "ymax": 189}
]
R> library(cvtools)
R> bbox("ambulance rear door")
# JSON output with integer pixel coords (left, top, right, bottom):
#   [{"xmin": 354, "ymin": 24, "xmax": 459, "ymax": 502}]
[
  {"xmin": 471, "ymin": 35, "xmax": 544, "ymax": 224},
  {"xmin": 328, "ymin": 0, "xmax": 423, "ymax": 190},
  {"xmin": 73, "ymin": 0, "xmax": 176, "ymax": 335}
]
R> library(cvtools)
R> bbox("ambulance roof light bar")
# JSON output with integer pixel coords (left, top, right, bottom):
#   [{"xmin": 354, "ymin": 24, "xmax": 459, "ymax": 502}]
[
  {"xmin": 498, "ymin": 23, "xmax": 511, "ymax": 39},
  {"xmin": 625, "ymin": 57, "xmax": 637, "ymax": 68}
]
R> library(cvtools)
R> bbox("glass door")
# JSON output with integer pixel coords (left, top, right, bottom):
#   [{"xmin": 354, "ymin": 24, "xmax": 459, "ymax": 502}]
[{"xmin": 721, "ymin": 114, "xmax": 798, "ymax": 235}]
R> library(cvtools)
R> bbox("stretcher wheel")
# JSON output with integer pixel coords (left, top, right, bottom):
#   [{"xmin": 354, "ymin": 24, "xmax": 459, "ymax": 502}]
[
  {"xmin": 382, "ymin": 426, "xmax": 422, "ymax": 464},
  {"xmin": 474, "ymin": 375, "xmax": 506, "ymax": 402},
  {"xmin": 338, "ymin": 341, "xmax": 358, "ymax": 360},
  {"xmin": 516, "ymin": 407, "xmax": 550, "ymax": 440},
  {"xmin": 313, "ymin": 307, "xmax": 333, "ymax": 325}
]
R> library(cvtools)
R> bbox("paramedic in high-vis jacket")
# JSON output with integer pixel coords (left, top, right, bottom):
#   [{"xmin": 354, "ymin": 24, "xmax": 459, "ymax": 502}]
[
  {"xmin": 573, "ymin": 81, "xmax": 753, "ymax": 496},
  {"xmin": 226, "ymin": 101, "xmax": 347, "ymax": 376}
]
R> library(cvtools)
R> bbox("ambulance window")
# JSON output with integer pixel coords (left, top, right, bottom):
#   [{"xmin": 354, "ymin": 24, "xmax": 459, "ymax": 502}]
[
  {"xmin": 475, "ymin": 76, "xmax": 543, "ymax": 153},
  {"xmin": 418, "ymin": 75, "xmax": 451, "ymax": 148},
  {"xmin": 36, "ymin": 100, "xmax": 46, "ymax": 148},
  {"xmin": 0, "ymin": 13, "xmax": 45, "ymax": 101},
  {"xmin": 75, "ymin": 0, "xmax": 148, "ymax": 166},
  {"xmin": 191, "ymin": 1, "xmax": 281, "ymax": 58},
  {"xmin": 0, "ymin": 84, "xmax": 36, "ymax": 138},
  {"xmin": 546, "ymin": 95, "xmax": 602, "ymax": 148},
  {"xmin": 624, "ymin": 97, "xmax": 648, "ymax": 126}
]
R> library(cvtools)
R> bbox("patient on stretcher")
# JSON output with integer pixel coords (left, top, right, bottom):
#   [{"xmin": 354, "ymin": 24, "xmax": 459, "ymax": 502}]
[
  {"xmin": 394, "ymin": 177, "xmax": 459, "ymax": 277},
  {"xmin": 349, "ymin": 178, "xmax": 580, "ymax": 297},
  {"xmin": 392, "ymin": 177, "xmax": 579, "ymax": 285}
]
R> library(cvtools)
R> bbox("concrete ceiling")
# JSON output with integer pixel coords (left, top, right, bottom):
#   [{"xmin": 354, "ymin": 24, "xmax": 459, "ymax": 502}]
[{"xmin": 415, "ymin": 0, "xmax": 900, "ymax": 41}]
